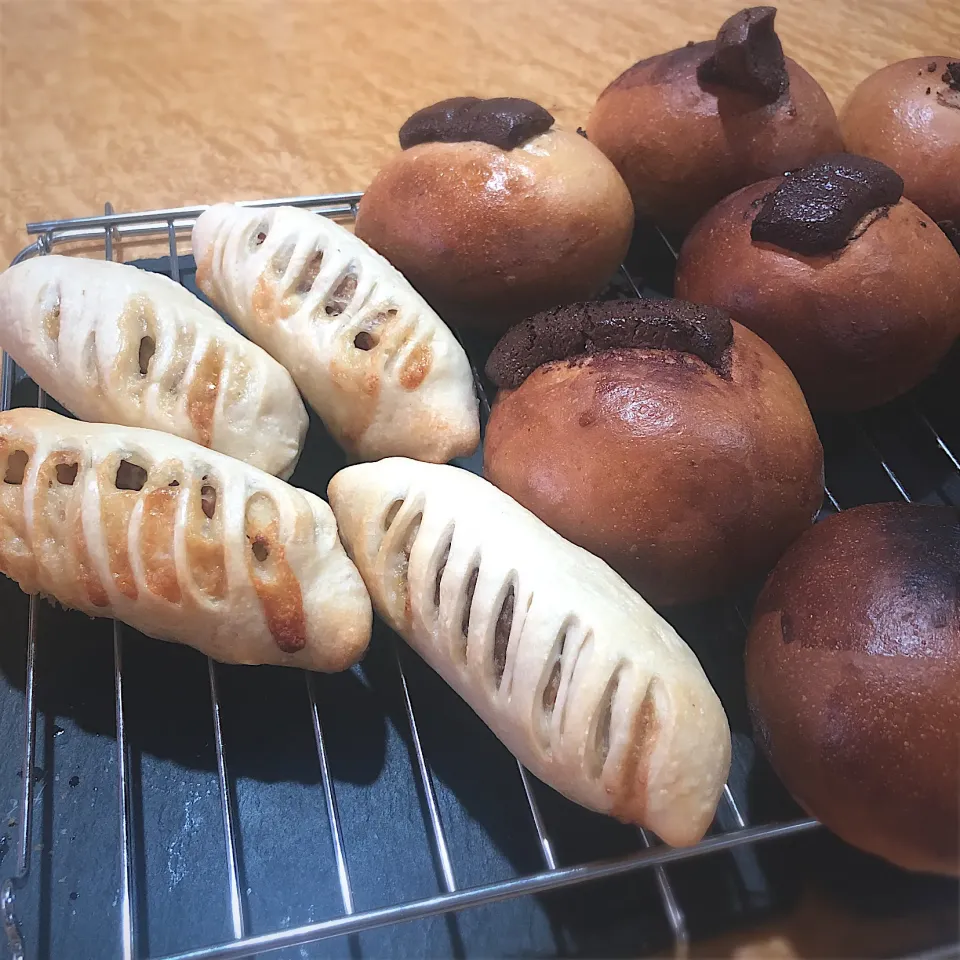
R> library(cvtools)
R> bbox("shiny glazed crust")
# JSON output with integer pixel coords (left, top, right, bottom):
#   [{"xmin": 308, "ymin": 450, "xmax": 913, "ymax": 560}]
[
  {"xmin": 746, "ymin": 502, "xmax": 960, "ymax": 875},
  {"xmin": 840, "ymin": 56, "xmax": 960, "ymax": 224},
  {"xmin": 587, "ymin": 45, "xmax": 842, "ymax": 235},
  {"xmin": 0, "ymin": 408, "xmax": 371, "ymax": 671},
  {"xmin": 675, "ymin": 180, "xmax": 960, "ymax": 411},
  {"xmin": 0, "ymin": 256, "xmax": 308, "ymax": 479},
  {"xmin": 327, "ymin": 457, "xmax": 731, "ymax": 847},
  {"xmin": 192, "ymin": 204, "xmax": 480, "ymax": 464},
  {"xmin": 353, "ymin": 129, "xmax": 635, "ymax": 333}
]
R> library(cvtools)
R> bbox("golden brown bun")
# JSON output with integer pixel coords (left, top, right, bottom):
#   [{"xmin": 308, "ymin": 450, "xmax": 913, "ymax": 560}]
[
  {"xmin": 586, "ymin": 43, "xmax": 842, "ymax": 237},
  {"xmin": 841, "ymin": 57, "xmax": 960, "ymax": 224},
  {"xmin": 483, "ymin": 322, "xmax": 823, "ymax": 607},
  {"xmin": 675, "ymin": 179, "xmax": 960, "ymax": 411},
  {"xmin": 746, "ymin": 502, "xmax": 960, "ymax": 877},
  {"xmin": 354, "ymin": 129, "xmax": 635, "ymax": 335}
]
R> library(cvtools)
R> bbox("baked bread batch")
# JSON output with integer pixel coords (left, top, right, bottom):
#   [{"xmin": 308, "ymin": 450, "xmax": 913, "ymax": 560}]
[
  {"xmin": 327, "ymin": 458, "xmax": 731, "ymax": 847},
  {"xmin": 1, "ymin": 5, "xmax": 957, "ymax": 867}
]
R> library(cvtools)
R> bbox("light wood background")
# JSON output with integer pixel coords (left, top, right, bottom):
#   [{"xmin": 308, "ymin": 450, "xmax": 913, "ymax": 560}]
[
  {"xmin": 2, "ymin": 0, "xmax": 959, "ymax": 262},
  {"xmin": 1, "ymin": 2, "xmax": 958, "ymax": 957}
]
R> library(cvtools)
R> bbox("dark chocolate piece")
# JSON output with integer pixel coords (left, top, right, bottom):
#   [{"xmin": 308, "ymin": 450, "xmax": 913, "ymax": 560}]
[
  {"xmin": 938, "ymin": 220, "xmax": 960, "ymax": 254},
  {"xmin": 943, "ymin": 62, "xmax": 960, "ymax": 90},
  {"xmin": 696, "ymin": 6, "xmax": 788, "ymax": 103},
  {"xmin": 927, "ymin": 60, "xmax": 939, "ymax": 72},
  {"xmin": 485, "ymin": 299, "xmax": 734, "ymax": 389},
  {"xmin": 398, "ymin": 97, "xmax": 554, "ymax": 151},
  {"xmin": 750, "ymin": 153, "xmax": 904, "ymax": 255}
]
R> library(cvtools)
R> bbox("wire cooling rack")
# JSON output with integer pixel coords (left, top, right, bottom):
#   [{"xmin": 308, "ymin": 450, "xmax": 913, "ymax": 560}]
[{"xmin": 0, "ymin": 194, "xmax": 957, "ymax": 960}]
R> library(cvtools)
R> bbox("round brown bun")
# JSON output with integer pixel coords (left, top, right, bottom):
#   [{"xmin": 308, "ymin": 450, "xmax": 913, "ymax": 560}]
[
  {"xmin": 482, "ymin": 299, "xmax": 824, "ymax": 607},
  {"xmin": 675, "ymin": 154, "xmax": 960, "ymax": 412},
  {"xmin": 354, "ymin": 97, "xmax": 634, "ymax": 336},
  {"xmin": 585, "ymin": 6, "xmax": 842, "ymax": 237},
  {"xmin": 841, "ymin": 57, "xmax": 960, "ymax": 229},
  {"xmin": 746, "ymin": 502, "xmax": 960, "ymax": 877}
]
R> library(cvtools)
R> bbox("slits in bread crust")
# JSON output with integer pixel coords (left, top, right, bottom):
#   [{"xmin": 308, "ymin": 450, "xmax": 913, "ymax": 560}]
[
  {"xmin": 0, "ymin": 256, "xmax": 308, "ymax": 479},
  {"xmin": 0, "ymin": 409, "xmax": 371, "ymax": 671},
  {"xmin": 327, "ymin": 458, "xmax": 732, "ymax": 847},
  {"xmin": 192, "ymin": 204, "xmax": 480, "ymax": 464}
]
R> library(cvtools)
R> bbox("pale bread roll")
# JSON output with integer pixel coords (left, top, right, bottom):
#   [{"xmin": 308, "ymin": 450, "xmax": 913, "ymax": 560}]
[
  {"xmin": 0, "ymin": 408, "xmax": 371, "ymax": 671},
  {"xmin": 0, "ymin": 255, "xmax": 308, "ymax": 479},
  {"xmin": 191, "ymin": 203, "xmax": 480, "ymax": 464},
  {"xmin": 327, "ymin": 457, "xmax": 731, "ymax": 847}
]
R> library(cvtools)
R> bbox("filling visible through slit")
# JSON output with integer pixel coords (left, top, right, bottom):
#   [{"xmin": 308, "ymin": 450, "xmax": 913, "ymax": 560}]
[
  {"xmin": 115, "ymin": 459, "xmax": 148, "ymax": 491},
  {"xmin": 252, "ymin": 537, "xmax": 270, "ymax": 562},
  {"xmin": 395, "ymin": 512, "xmax": 422, "ymax": 617},
  {"xmin": 4, "ymin": 450, "xmax": 28, "ymax": 485},
  {"xmin": 56, "ymin": 462, "xmax": 79, "ymax": 485},
  {"xmin": 383, "ymin": 498, "xmax": 404, "ymax": 532},
  {"xmin": 200, "ymin": 484, "xmax": 217, "ymax": 519},
  {"xmin": 354, "ymin": 331, "xmax": 377, "ymax": 351},
  {"xmin": 325, "ymin": 271, "xmax": 358, "ymax": 316},
  {"xmin": 251, "ymin": 221, "xmax": 269, "ymax": 248},
  {"xmin": 138, "ymin": 336, "xmax": 156, "ymax": 376},
  {"xmin": 539, "ymin": 622, "xmax": 569, "ymax": 746},
  {"xmin": 44, "ymin": 297, "xmax": 61, "ymax": 343},
  {"xmin": 492, "ymin": 581, "xmax": 515, "ymax": 689},
  {"xmin": 432, "ymin": 531, "xmax": 453, "ymax": 611},
  {"xmin": 589, "ymin": 663, "xmax": 625, "ymax": 780},
  {"xmin": 295, "ymin": 250, "xmax": 324, "ymax": 293},
  {"xmin": 457, "ymin": 560, "xmax": 480, "ymax": 660}
]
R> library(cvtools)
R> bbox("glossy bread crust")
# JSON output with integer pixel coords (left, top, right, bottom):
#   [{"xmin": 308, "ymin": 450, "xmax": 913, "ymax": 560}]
[
  {"xmin": 483, "ymin": 322, "xmax": 823, "ymax": 606},
  {"xmin": 353, "ymin": 129, "xmax": 635, "ymax": 334},
  {"xmin": 0, "ymin": 408, "xmax": 371, "ymax": 671},
  {"xmin": 328, "ymin": 457, "xmax": 731, "ymax": 847},
  {"xmin": 841, "ymin": 56, "xmax": 960, "ymax": 224},
  {"xmin": 746, "ymin": 502, "xmax": 960, "ymax": 876},
  {"xmin": 586, "ymin": 43, "xmax": 842, "ymax": 236},
  {"xmin": 675, "ymin": 179, "xmax": 960, "ymax": 411}
]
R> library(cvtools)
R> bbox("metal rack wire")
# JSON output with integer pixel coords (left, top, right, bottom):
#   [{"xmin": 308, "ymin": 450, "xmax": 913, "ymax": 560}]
[{"xmin": 0, "ymin": 192, "xmax": 956, "ymax": 960}]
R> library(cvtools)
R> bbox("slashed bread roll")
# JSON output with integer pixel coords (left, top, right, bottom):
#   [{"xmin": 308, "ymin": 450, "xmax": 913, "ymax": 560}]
[
  {"xmin": 192, "ymin": 203, "xmax": 480, "ymax": 463},
  {"xmin": 0, "ymin": 408, "xmax": 371, "ymax": 671},
  {"xmin": 0, "ymin": 256, "xmax": 308, "ymax": 479},
  {"xmin": 328, "ymin": 458, "xmax": 731, "ymax": 846}
]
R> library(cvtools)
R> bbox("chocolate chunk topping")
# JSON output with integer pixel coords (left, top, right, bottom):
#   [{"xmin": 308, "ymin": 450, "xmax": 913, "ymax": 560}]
[
  {"xmin": 750, "ymin": 153, "xmax": 904, "ymax": 255},
  {"xmin": 399, "ymin": 97, "xmax": 554, "ymax": 151},
  {"xmin": 943, "ymin": 62, "xmax": 960, "ymax": 90},
  {"xmin": 696, "ymin": 6, "xmax": 789, "ymax": 103},
  {"xmin": 938, "ymin": 220, "xmax": 960, "ymax": 254},
  {"xmin": 486, "ymin": 299, "xmax": 734, "ymax": 389},
  {"xmin": 927, "ymin": 61, "xmax": 939, "ymax": 73}
]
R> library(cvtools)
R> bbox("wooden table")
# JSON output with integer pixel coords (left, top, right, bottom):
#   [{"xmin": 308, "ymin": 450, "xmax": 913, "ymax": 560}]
[
  {"xmin": 1, "ymin": 2, "xmax": 958, "ymax": 957},
  {"xmin": 2, "ymin": 0, "xmax": 958, "ymax": 263}
]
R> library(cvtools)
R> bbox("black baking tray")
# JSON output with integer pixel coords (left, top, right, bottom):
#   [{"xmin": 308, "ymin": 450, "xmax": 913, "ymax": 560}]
[{"xmin": 0, "ymin": 245, "xmax": 957, "ymax": 960}]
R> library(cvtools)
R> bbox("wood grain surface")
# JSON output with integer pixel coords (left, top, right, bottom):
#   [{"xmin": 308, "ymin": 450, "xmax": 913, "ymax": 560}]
[
  {"xmin": 1, "ymin": 2, "xmax": 959, "ymax": 958},
  {"xmin": 2, "ymin": 0, "xmax": 958, "ymax": 262}
]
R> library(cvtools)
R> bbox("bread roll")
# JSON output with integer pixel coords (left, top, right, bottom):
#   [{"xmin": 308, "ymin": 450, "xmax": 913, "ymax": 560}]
[
  {"xmin": 192, "ymin": 204, "xmax": 480, "ymax": 464},
  {"xmin": 586, "ymin": 6, "xmax": 842, "ymax": 237},
  {"xmin": 327, "ymin": 457, "xmax": 731, "ymax": 847},
  {"xmin": 841, "ymin": 57, "xmax": 960, "ymax": 227},
  {"xmin": 0, "ymin": 408, "xmax": 371, "ymax": 671},
  {"xmin": 483, "ymin": 299, "xmax": 824, "ymax": 606},
  {"xmin": 353, "ymin": 98, "xmax": 635, "ymax": 335},
  {"xmin": 0, "ymin": 255, "xmax": 308, "ymax": 479},
  {"xmin": 675, "ymin": 157, "xmax": 960, "ymax": 411},
  {"xmin": 746, "ymin": 502, "xmax": 960, "ymax": 876}
]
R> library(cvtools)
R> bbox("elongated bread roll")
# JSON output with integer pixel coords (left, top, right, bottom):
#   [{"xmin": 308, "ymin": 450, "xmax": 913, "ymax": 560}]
[
  {"xmin": 327, "ymin": 458, "xmax": 731, "ymax": 846},
  {"xmin": 0, "ymin": 408, "xmax": 371, "ymax": 671},
  {"xmin": 192, "ymin": 203, "xmax": 480, "ymax": 464},
  {"xmin": 0, "ymin": 256, "xmax": 308, "ymax": 479}
]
